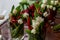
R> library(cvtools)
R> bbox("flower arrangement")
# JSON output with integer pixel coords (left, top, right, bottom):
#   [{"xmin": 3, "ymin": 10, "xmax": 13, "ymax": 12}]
[
  {"xmin": 9, "ymin": 0, "xmax": 60, "ymax": 40},
  {"xmin": 9, "ymin": 1, "xmax": 29, "ymax": 39},
  {"xmin": 26, "ymin": 0, "xmax": 60, "ymax": 40}
]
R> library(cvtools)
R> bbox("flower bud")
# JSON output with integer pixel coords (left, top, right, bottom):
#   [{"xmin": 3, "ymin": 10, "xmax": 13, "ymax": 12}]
[
  {"xmin": 18, "ymin": 19, "xmax": 23, "ymax": 24},
  {"xmin": 23, "ymin": 12, "xmax": 29, "ymax": 18},
  {"xmin": 43, "ymin": 12, "xmax": 49, "ymax": 17},
  {"xmin": 41, "ymin": 4, "xmax": 46, "ymax": 9},
  {"xmin": 13, "ymin": 9, "xmax": 17, "ymax": 14}
]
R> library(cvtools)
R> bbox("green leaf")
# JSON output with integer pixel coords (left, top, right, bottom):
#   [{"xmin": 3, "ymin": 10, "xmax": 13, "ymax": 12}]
[
  {"xmin": 53, "ymin": 24, "xmax": 60, "ymax": 31},
  {"xmin": 11, "ymin": 5, "xmax": 15, "ymax": 13},
  {"xmin": 34, "ymin": 10, "xmax": 40, "ymax": 19},
  {"xmin": 25, "ymin": 29, "xmax": 31, "ymax": 35},
  {"xmin": 11, "ymin": 24, "xmax": 24, "ymax": 38},
  {"xmin": 40, "ymin": 22, "xmax": 44, "ymax": 28},
  {"xmin": 16, "ymin": 6, "xmax": 21, "ymax": 12},
  {"xmin": 34, "ymin": 3, "xmax": 40, "ymax": 9},
  {"xmin": 30, "ymin": 17, "xmax": 32, "ymax": 25},
  {"xmin": 47, "ymin": 0, "xmax": 51, "ymax": 5}
]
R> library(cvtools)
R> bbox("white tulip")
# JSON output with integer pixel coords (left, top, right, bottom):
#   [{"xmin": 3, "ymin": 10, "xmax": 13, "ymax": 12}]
[
  {"xmin": 31, "ymin": 29, "xmax": 36, "ymax": 34},
  {"xmin": 51, "ymin": 1, "xmax": 54, "ymax": 5},
  {"xmin": 41, "ymin": 4, "xmax": 46, "ymax": 9},
  {"xmin": 18, "ymin": 19, "xmax": 23, "ymax": 24},
  {"xmin": 49, "ymin": 5, "xmax": 53, "ymax": 9},
  {"xmin": 13, "ymin": 9, "xmax": 17, "ymax": 14},
  {"xmin": 43, "ymin": 12, "xmax": 49, "ymax": 17},
  {"xmin": 23, "ymin": 12, "xmax": 29, "ymax": 18},
  {"xmin": 53, "ymin": 7, "xmax": 56, "ymax": 11},
  {"xmin": 47, "ymin": 5, "xmax": 50, "ymax": 8},
  {"xmin": 55, "ymin": 1, "xmax": 58, "ymax": 5}
]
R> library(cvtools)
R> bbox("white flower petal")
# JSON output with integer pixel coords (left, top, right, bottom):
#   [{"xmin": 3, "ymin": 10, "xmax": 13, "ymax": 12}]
[
  {"xmin": 43, "ymin": 12, "xmax": 49, "ymax": 17},
  {"xmin": 51, "ymin": 1, "xmax": 54, "ymax": 5},
  {"xmin": 18, "ymin": 19, "xmax": 23, "ymax": 24},
  {"xmin": 36, "ymin": 16, "xmax": 44, "ymax": 23},
  {"xmin": 31, "ymin": 29, "xmax": 36, "ymax": 34},
  {"xmin": 49, "ymin": 5, "xmax": 53, "ymax": 9},
  {"xmin": 53, "ymin": 7, "xmax": 56, "ymax": 11},
  {"xmin": 41, "ymin": 4, "xmax": 46, "ymax": 9},
  {"xmin": 23, "ymin": 12, "xmax": 29, "ymax": 18}
]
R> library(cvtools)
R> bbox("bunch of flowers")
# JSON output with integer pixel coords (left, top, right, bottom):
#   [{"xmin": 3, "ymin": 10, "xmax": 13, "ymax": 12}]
[
  {"xmin": 9, "ymin": 0, "xmax": 60, "ymax": 40},
  {"xmin": 26, "ymin": 0, "xmax": 60, "ymax": 40},
  {"xmin": 9, "ymin": 1, "xmax": 29, "ymax": 39}
]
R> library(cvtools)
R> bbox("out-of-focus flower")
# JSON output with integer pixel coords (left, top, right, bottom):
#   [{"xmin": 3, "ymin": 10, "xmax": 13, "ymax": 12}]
[
  {"xmin": 47, "ymin": 5, "xmax": 50, "ymax": 9},
  {"xmin": 23, "ymin": 12, "xmax": 29, "ymax": 18},
  {"xmin": 31, "ymin": 29, "xmax": 36, "ymax": 34},
  {"xmin": 41, "ymin": 4, "xmax": 46, "ymax": 9},
  {"xmin": 13, "ymin": 9, "xmax": 17, "ymax": 14},
  {"xmin": 54, "ymin": 1, "xmax": 58, "ymax": 5},
  {"xmin": 32, "ymin": 20, "xmax": 40, "ymax": 29},
  {"xmin": 51, "ymin": 1, "xmax": 54, "ymax": 5},
  {"xmin": 42, "ymin": 0, "xmax": 47, "ymax": 4},
  {"xmin": 18, "ymin": 19, "xmax": 23, "ymax": 24},
  {"xmin": 49, "ymin": 5, "xmax": 53, "ymax": 9},
  {"xmin": 43, "ymin": 12, "xmax": 49, "ymax": 17},
  {"xmin": 32, "ymin": 20, "xmax": 36, "ymax": 29},
  {"xmin": 36, "ymin": 16, "xmax": 44, "ymax": 23},
  {"xmin": 53, "ymin": 7, "xmax": 56, "ymax": 11}
]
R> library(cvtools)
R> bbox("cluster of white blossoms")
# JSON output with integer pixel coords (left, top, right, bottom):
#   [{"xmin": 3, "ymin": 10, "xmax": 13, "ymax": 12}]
[
  {"xmin": 47, "ymin": 0, "xmax": 58, "ymax": 10},
  {"xmin": 47, "ymin": 5, "xmax": 56, "ymax": 11},
  {"xmin": 18, "ymin": 18, "xmax": 23, "ymax": 24},
  {"xmin": 41, "ymin": 0, "xmax": 58, "ymax": 11},
  {"xmin": 51, "ymin": 0, "xmax": 58, "ymax": 5},
  {"xmin": 23, "ymin": 12, "xmax": 29, "ymax": 18},
  {"xmin": 41, "ymin": 0, "xmax": 47, "ymax": 9},
  {"xmin": 43, "ymin": 12, "xmax": 49, "ymax": 17},
  {"xmin": 41, "ymin": 4, "xmax": 46, "ymax": 9},
  {"xmin": 31, "ymin": 16, "xmax": 44, "ymax": 34}
]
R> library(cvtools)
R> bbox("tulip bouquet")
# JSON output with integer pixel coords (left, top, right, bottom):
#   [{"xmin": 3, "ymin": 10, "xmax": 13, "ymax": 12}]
[
  {"xmin": 9, "ymin": 1, "xmax": 29, "ymax": 39},
  {"xmin": 26, "ymin": 0, "xmax": 60, "ymax": 40},
  {"xmin": 9, "ymin": 0, "xmax": 60, "ymax": 40}
]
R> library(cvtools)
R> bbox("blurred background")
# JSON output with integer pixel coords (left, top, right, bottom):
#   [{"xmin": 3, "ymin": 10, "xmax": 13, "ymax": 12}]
[{"xmin": 0, "ymin": 0, "xmax": 21, "ymax": 14}]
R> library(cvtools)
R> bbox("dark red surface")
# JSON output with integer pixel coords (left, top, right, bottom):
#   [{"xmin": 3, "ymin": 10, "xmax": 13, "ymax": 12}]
[{"xmin": 45, "ymin": 18, "xmax": 60, "ymax": 40}]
